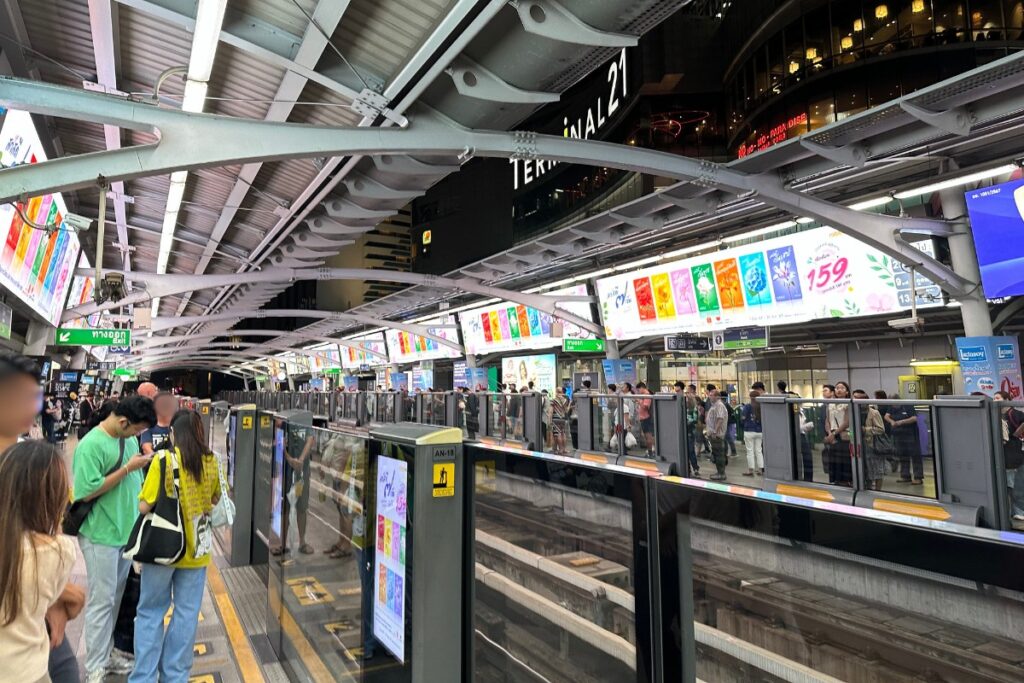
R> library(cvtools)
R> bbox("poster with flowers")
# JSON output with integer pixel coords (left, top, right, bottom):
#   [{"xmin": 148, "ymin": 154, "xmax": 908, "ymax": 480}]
[{"xmin": 595, "ymin": 227, "xmax": 937, "ymax": 340}]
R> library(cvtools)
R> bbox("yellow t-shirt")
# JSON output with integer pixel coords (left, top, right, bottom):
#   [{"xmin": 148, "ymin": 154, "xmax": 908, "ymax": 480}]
[
  {"xmin": 0, "ymin": 535, "xmax": 76, "ymax": 681},
  {"xmin": 139, "ymin": 448, "xmax": 220, "ymax": 568}
]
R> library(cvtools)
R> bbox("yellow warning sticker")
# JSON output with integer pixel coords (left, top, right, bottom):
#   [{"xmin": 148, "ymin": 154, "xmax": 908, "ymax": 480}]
[
  {"xmin": 476, "ymin": 460, "xmax": 496, "ymax": 494},
  {"xmin": 260, "ymin": 415, "xmax": 271, "ymax": 428},
  {"xmin": 202, "ymin": 406, "xmax": 210, "ymax": 414},
  {"xmin": 324, "ymin": 619, "xmax": 355, "ymax": 635},
  {"xmin": 193, "ymin": 642, "xmax": 210, "ymax": 656},
  {"xmin": 287, "ymin": 576, "xmax": 335, "ymax": 606},
  {"xmin": 241, "ymin": 415, "xmax": 253, "ymax": 429},
  {"xmin": 433, "ymin": 462, "xmax": 454, "ymax": 498}
]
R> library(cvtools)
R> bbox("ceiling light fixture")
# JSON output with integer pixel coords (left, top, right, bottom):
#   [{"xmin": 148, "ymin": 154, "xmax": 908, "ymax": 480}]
[{"xmin": 891, "ymin": 164, "xmax": 1017, "ymax": 199}]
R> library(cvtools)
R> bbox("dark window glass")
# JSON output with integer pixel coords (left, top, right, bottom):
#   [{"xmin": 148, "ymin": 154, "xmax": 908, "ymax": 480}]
[
  {"xmin": 804, "ymin": 5, "xmax": 832, "ymax": 72},
  {"xmin": 1006, "ymin": 0, "xmax": 1024, "ymax": 39},
  {"xmin": 832, "ymin": 1, "xmax": 866, "ymax": 63},
  {"xmin": 970, "ymin": 0, "xmax": 1006, "ymax": 39},
  {"xmin": 933, "ymin": 0, "xmax": 968, "ymax": 42}
]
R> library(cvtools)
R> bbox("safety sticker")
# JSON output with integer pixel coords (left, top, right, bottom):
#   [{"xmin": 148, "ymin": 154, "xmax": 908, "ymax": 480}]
[{"xmin": 433, "ymin": 462, "xmax": 454, "ymax": 498}]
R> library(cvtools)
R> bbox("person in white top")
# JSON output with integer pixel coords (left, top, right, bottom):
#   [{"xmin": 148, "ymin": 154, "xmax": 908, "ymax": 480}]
[{"xmin": 0, "ymin": 440, "xmax": 79, "ymax": 683}]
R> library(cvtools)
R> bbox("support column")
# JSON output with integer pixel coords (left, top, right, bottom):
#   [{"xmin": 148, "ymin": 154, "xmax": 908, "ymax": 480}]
[
  {"xmin": 939, "ymin": 177, "xmax": 993, "ymax": 337},
  {"xmin": 465, "ymin": 354, "xmax": 478, "ymax": 368},
  {"xmin": 604, "ymin": 339, "xmax": 620, "ymax": 360},
  {"xmin": 69, "ymin": 348, "xmax": 88, "ymax": 370},
  {"xmin": 22, "ymin": 321, "xmax": 49, "ymax": 356}
]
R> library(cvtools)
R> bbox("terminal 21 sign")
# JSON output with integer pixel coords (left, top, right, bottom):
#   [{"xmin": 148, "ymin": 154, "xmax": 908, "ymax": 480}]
[{"xmin": 511, "ymin": 48, "xmax": 630, "ymax": 190}]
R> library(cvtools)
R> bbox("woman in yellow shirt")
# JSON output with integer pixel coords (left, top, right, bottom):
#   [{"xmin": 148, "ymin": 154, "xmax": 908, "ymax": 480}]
[
  {"xmin": 0, "ymin": 440, "xmax": 77, "ymax": 683},
  {"xmin": 130, "ymin": 411, "xmax": 220, "ymax": 683}
]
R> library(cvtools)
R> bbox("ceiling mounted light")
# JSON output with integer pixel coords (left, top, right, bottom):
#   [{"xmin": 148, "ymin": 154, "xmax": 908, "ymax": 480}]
[
  {"xmin": 892, "ymin": 164, "xmax": 1017, "ymax": 199},
  {"xmin": 912, "ymin": 0, "xmax": 926, "ymax": 13},
  {"xmin": 789, "ymin": 61, "xmax": 800, "ymax": 74},
  {"xmin": 841, "ymin": 35, "xmax": 854, "ymax": 50},
  {"xmin": 875, "ymin": 5, "xmax": 888, "ymax": 20},
  {"xmin": 806, "ymin": 47, "xmax": 818, "ymax": 60},
  {"xmin": 853, "ymin": 18, "xmax": 864, "ymax": 32}
]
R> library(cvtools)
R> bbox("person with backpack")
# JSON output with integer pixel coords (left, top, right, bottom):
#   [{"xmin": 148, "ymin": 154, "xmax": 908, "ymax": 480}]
[
  {"xmin": 996, "ymin": 391, "xmax": 1024, "ymax": 522},
  {"xmin": 71, "ymin": 396, "xmax": 155, "ymax": 682},
  {"xmin": 130, "ymin": 410, "xmax": 221, "ymax": 682}
]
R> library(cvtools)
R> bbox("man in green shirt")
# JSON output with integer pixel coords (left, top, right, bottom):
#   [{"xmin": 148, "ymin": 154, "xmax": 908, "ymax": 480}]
[{"xmin": 72, "ymin": 396, "xmax": 155, "ymax": 682}]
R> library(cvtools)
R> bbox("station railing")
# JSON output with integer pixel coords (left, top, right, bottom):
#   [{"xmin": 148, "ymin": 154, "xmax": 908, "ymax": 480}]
[
  {"xmin": 233, "ymin": 412, "xmax": 1024, "ymax": 683},
  {"xmin": 217, "ymin": 389, "xmax": 1024, "ymax": 531}
]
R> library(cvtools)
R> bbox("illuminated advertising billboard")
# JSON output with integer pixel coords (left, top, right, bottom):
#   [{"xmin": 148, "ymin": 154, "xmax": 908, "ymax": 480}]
[
  {"xmin": 384, "ymin": 316, "xmax": 461, "ymax": 364},
  {"xmin": 596, "ymin": 227, "xmax": 941, "ymax": 340},
  {"xmin": 501, "ymin": 353, "xmax": 558, "ymax": 393},
  {"xmin": 459, "ymin": 285, "xmax": 595, "ymax": 355},
  {"xmin": 965, "ymin": 177, "xmax": 1024, "ymax": 298},
  {"xmin": 340, "ymin": 333, "xmax": 388, "ymax": 369},
  {"xmin": 0, "ymin": 109, "xmax": 81, "ymax": 326}
]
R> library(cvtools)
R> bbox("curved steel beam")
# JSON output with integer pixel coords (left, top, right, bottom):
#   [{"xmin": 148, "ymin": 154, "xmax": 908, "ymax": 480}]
[
  {"xmin": 148, "ymin": 309, "xmax": 461, "ymax": 353},
  {"xmin": 132, "ymin": 328, "xmax": 388, "ymax": 361},
  {"xmin": 128, "ymin": 342, "xmax": 340, "ymax": 367},
  {"xmin": 0, "ymin": 73, "xmax": 983, "ymax": 295},
  {"xmin": 66, "ymin": 267, "xmax": 600, "ymax": 335}
]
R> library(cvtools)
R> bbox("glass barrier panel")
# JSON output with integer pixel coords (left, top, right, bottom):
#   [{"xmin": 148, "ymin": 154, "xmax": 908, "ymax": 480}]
[
  {"xmin": 278, "ymin": 426, "xmax": 372, "ymax": 680},
  {"xmin": 470, "ymin": 448, "xmax": 654, "ymax": 683},
  {"xmin": 862, "ymin": 400, "xmax": 938, "ymax": 499},
  {"xmin": 654, "ymin": 478, "xmax": 1024, "ymax": 683},
  {"xmin": 996, "ymin": 400, "xmax": 1024, "ymax": 531},
  {"xmin": 549, "ymin": 392, "xmax": 572, "ymax": 455},
  {"xmin": 782, "ymin": 399, "xmax": 855, "ymax": 489},
  {"xmin": 402, "ymin": 394, "xmax": 415, "ymax": 422},
  {"xmin": 485, "ymin": 394, "xmax": 506, "ymax": 440},
  {"xmin": 591, "ymin": 395, "xmax": 619, "ymax": 456},
  {"xmin": 622, "ymin": 395, "xmax": 658, "ymax": 459}
]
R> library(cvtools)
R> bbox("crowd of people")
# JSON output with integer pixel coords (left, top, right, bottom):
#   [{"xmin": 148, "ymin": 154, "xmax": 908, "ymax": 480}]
[{"xmin": 0, "ymin": 352, "xmax": 224, "ymax": 683}]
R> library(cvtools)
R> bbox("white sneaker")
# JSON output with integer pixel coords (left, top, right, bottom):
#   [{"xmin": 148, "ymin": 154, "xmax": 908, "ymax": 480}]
[
  {"xmin": 107, "ymin": 648, "xmax": 135, "ymax": 674},
  {"xmin": 85, "ymin": 671, "xmax": 108, "ymax": 683},
  {"xmin": 1013, "ymin": 514, "xmax": 1024, "ymax": 521}
]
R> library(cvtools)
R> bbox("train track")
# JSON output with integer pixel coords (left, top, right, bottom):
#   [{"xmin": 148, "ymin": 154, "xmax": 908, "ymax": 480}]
[{"xmin": 474, "ymin": 490, "xmax": 1024, "ymax": 683}]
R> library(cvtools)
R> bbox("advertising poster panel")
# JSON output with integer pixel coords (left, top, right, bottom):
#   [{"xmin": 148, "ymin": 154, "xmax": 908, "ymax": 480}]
[
  {"xmin": 460, "ymin": 285, "xmax": 595, "ymax": 355},
  {"xmin": 384, "ymin": 316, "xmax": 461, "ymax": 364},
  {"xmin": 596, "ymin": 227, "xmax": 941, "ymax": 340},
  {"xmin": 501, "ymin": 354, "xmax": 557, "ymax": 392},
  {"xmin": 956, "ymin": 336, "xmax": 1023, "ymax": 398},
  {"xmin": 373, "ymin": 456, "xmax": 408, "ymax": 662}
]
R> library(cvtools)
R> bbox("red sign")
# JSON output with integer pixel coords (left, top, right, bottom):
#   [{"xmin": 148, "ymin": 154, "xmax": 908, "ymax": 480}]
[{"xmin": 737, "ymin": 112, "xmax": 808, "ymax": 158}]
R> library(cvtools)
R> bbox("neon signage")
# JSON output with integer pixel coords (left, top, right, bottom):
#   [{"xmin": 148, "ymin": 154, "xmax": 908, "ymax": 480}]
[{"xmin": 738, "ymin": 112, "xmax": 808, "ymax": 159}]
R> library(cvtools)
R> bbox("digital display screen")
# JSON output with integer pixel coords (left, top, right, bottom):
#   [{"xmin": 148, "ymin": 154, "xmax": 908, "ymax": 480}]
[
  {"xmin": 0, "ymin": 109, "xmax": 81, "ymax": 326},
  {"xmin": 373, "ymin": 454, "xmax": 408, "ymax": 663},
  {"xmin": 227, "ymin": 414, "xmax": 237, "ymax": 489},
  {"xmin": 459, "ymin": 285, "xmax": 595, "ymax": 355},
  {"xmin": 596, "ymin": 227, "xmax": 941, "ymax": 340},
  {"xmin": 501, "ymin": 353, "xmax": 557, "ymax": 392},
  {"xmin": 270, "ymin": 424, "xmax": 285, "ymax": 539},
  {"xmin": 410, "ymin": 368, "xmax": 433, "ymax": 392},
  {"xmin": 341, "ymin": 333, "xmax": 388, "ymax": 369},
  {"xmin": 384, "ymin": 315, "xmax": 461, "ymax": 364},
  {"xmin": 965, "ymin": 177, "xmax": 1024, "ymax": 298}
]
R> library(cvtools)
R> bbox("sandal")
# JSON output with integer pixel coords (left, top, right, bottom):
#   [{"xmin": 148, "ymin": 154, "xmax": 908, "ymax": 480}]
[
  {"xmin": 270, "ymin": 546, "xmax": 289, "ymax": 557},
  {"xmin": 324, "ymin": 542, "xmax": 344, "ymax": 554},
  {"xmin": 299, "ymin": 543, "xmax": 315, "ymax": 555},
  {"xmin": 329, "ymin": 547, "xmax": 353, "ymax": 559}
]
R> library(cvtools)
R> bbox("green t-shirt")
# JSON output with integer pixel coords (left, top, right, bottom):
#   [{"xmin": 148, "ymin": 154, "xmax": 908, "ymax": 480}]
[{"xmin": 72, "ymin": 428, "xmax": 142, "ymax": 547}]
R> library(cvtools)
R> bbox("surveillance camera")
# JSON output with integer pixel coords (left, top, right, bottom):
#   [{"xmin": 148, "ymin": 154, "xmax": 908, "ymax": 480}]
[
  {"xmin": 63, "ymin": 213, "xmax": 93, "ymax": 232},
  {"xmin": 888, "ymin": 316, "xmax": 924, "ymax": 333},
  {"xmin": 94, "ymin": 273, "xmax": 126, "ymax": 304}
]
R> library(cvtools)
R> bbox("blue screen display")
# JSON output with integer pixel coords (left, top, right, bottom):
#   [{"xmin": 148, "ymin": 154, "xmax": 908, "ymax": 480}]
[{"xmin": 965, "ymin": 177, "xmax": 1024, "ymax": 298}]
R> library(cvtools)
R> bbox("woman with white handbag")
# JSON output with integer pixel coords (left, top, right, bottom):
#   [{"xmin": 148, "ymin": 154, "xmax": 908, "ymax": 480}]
[{"xmin": 127, "ymin": 410, "xmax": 221, "ymax": 683}]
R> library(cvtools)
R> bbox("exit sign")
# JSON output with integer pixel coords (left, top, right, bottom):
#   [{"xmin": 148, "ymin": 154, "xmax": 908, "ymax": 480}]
[
  {"xmin": 112, "ymin": 368, "xmax": 138, "ymax": 377},
  {"xmin": 56, "ymin": 328, "xmax": 131, "ymax": 347},
  {"xmin": 562, "ymin": 338, "xmax": 606, "ymax": 353},
  {"xmin": 323, "ymin": 367, "xmax": 342, "ymax": 375}
]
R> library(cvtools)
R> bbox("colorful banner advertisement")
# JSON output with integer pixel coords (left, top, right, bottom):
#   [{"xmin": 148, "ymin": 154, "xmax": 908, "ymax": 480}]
[
  {"xmin": 501, "ymin": 354, "xmax": 557, "ymax": 392},
  {"xmin": 459, "ymin": 285, "xmax": 595, "ymax": 355},
  {"xmin": 601, "ymin": 359, "xmax": 637, "ymax": 386},
  {"xmin": 384, "ymin": 316, "xmax": 461, "ymax": 364},
  {"xmin": 341, "ymin": 333, "xmax": 388, "ymax": 369},
  {"xmin": 596, "ymin": 227, "xmax": 941, "ymax": 340},
  {"xmin": 373, "ymin": 455, "xmax": 408, "ymax": 663},
  {"xmin": 0, "ymin": 109, "xmax": 81, "ymax": 325},
  {"xmin": 390, "ymin": 372, "xmax": 409, "ymax": 391},
  {"xmin": 955, "ymin": 336, "xmax": 1023, "ymax": 398}
]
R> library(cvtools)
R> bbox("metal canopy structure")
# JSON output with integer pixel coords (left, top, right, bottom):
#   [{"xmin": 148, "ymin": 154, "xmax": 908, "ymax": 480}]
[
  {"xmin": 4, "ymin": 0, "xmax": 1023, "ymax": 372},
  {"xmin": 0, "ymin": 0, "xmax": 688, "ymax": 370}
]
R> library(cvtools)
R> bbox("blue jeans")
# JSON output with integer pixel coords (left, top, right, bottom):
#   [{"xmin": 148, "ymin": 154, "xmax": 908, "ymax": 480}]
[
  {"xmin": 129, "ymin": 564, "xmax": 207, "ymax": 683},
  {"xmin": 80, "ymin": 536, "xmax": 132, "ymax": 676}
]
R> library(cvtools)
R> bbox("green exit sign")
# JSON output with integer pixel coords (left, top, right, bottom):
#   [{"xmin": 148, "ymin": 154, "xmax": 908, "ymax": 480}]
[
  {"xmin": 562, "ymin": 338, "xmax": 606, "ymax": 353},
  {"xmin": 55, "ymin": 327, "xmax": 131, "ymax": 347},
  {"xmin": 112, "ymin": 368, "xmax": 138, "ymax": 377},
  {"xmin": 323, "ymin": 367, "xmax": 342, "ymax": 375}
]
